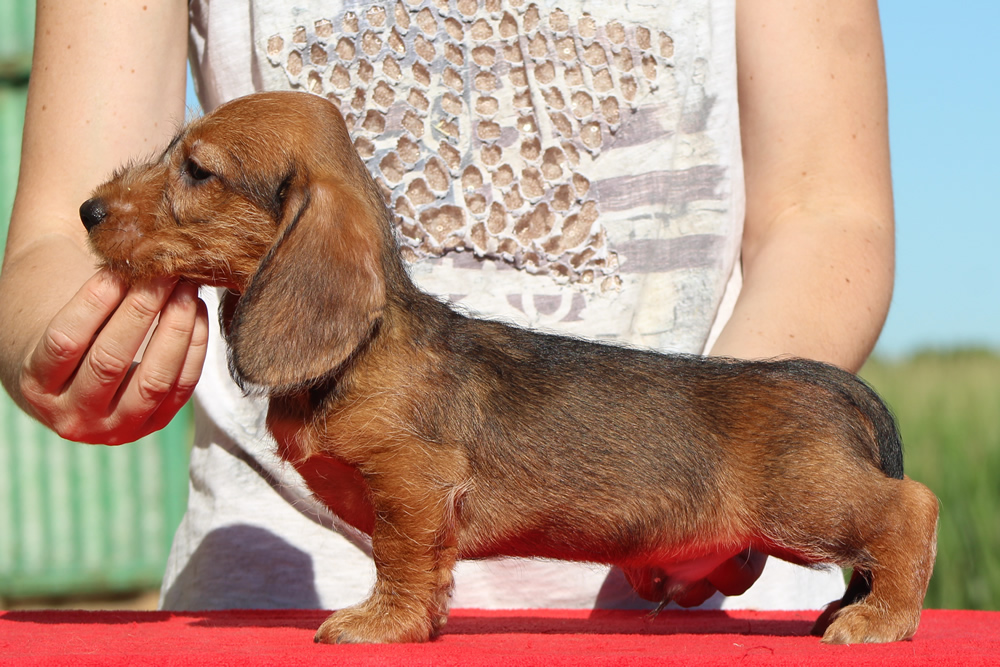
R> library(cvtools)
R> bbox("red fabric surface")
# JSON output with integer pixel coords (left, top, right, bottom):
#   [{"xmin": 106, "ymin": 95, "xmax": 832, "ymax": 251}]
[{"xmin": 1, "ymin": 608, "xmax": 997, "ymax": 666}]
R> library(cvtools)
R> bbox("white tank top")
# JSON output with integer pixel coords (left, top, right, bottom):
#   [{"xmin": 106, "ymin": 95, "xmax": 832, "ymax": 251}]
[{"xmin": 161, "ymin": 0, "xmax": 844, "ymax": 612}]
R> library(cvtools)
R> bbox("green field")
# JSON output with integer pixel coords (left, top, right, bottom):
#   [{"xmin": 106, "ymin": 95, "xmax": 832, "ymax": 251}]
[{"xmin": 860, "ymin": 348, "xmax": 1000, "ymax": 610}]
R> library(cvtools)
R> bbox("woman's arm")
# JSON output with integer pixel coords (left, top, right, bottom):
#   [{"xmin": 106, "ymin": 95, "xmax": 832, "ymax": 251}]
[
  {"xmin": 712, "ymin": 0, "xmax": 895, "ymax": 372},
  {"xmin": 0, "ymin": 0, "xmax": 208, "ymax": 444},
  {"xmin": 699, "ymin": 0, "xmax": 895, "ymax": 601}
]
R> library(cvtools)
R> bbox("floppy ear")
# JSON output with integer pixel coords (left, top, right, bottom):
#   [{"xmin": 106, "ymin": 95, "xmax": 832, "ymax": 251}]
[{"xmin": 227, "ymin": 180, "xmax": 386, "ymax": 392}]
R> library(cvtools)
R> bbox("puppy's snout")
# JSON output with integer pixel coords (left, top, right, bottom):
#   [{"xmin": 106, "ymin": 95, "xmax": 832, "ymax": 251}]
[{"xmin": 80, "ymin": 197, "xmax": 108, "ymax": 231}]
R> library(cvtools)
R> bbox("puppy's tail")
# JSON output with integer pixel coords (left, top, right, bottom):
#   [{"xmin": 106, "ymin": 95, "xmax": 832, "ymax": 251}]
[
  {"xmin": 786, "ymin": 359, "xmax": 904, "ymax": 480},
  {"xmin": 847, "ymin": 373, "xmax": 904, "ymax": 480}
]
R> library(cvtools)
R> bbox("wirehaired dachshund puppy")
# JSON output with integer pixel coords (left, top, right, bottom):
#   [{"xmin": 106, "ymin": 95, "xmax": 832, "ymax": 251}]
[{"xmin": 81, "ymin": 91, "xmax": 937, "ymax": 645}]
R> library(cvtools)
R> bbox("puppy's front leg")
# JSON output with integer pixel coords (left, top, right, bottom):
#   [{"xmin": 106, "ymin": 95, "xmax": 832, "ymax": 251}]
[{"xmin": 314, "ymin": 471, "xmax": 460, "ymax": 644}]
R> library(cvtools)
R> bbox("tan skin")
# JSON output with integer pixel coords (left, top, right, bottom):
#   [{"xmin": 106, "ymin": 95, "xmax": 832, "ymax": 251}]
[
  {"xmin": 0, "ymin": 0, "xmax": 893, "ymax": 601},
  {"xmin": 0, "ymin": 0, "xmax": 203, "ymax": 444}
]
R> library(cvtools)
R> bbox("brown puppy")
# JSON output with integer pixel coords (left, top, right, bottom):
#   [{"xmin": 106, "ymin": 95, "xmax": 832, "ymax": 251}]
[{"xmin": 81, "ymin": 91, "xmax": 937, "ymax": 645}]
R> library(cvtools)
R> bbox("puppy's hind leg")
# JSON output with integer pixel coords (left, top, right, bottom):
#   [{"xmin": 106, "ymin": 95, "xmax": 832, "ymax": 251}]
[{"xmin": 816, "ymin": 477, "xmax": 938, "ymax": 644}]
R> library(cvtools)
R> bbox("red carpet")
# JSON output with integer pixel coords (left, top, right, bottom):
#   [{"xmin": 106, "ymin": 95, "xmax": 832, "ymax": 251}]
[{"xmin": 2, "ymin": 608, "xmax": 997, "ymax": 666}]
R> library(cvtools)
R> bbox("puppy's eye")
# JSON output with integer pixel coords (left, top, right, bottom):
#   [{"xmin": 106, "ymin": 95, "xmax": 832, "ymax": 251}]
[
  {"xmin": 276, "ymin": 178, "xmax": 291, "ymax": 206},
  {"xmin": 184, "ymin": 158, "xmax": 214, "ymax": 182}
]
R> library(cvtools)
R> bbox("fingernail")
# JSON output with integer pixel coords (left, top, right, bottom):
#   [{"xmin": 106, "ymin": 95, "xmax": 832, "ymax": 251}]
[
  {"xmin": 142, "ymin": 276, "xmax": 180, "ymax": 299},
  {"xmin": 174, "ymin": 281, "xmax": 199, "ymax": 304}
]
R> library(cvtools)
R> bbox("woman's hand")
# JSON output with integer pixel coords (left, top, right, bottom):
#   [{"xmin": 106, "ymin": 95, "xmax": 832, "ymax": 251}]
[
  {"xmin": 0, "ymin": 0, "xmax": 191, "ymax": 442},
  {"xmin": 19, "ymin": 269, "xmax": 209, "ymax": 445}
]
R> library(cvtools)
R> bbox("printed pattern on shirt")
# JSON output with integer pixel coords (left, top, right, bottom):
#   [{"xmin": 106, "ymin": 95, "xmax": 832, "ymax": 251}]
[{"xmin": 263, "ymin": 0, "xmax": 679, "ymax": 290}]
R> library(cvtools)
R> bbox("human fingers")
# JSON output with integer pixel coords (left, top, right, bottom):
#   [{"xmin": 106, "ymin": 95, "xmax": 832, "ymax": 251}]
[
  {"xmin": 671, "ymin": 579, "xmax": 717, "ymax": 608},
  {"xmin": 20, "ymin": 270, "xmax": 177, "ymax": 441},
  {"xmin": 111, "ymin": 281, "xmax": 203, "ymax": 429},
  {"xmin": 706, "ymin": 548, "xmax": 768, "ymax": 597},
  {"xmin": 21, "ymin": 270, "xmax": 129, "ymax": 400},
  {"xmin": 66, "ymin": 275, "xmax": 180, "ymax": 421},
  {"xmin": 130, "ymin": 283, "xmax": 210, "ymax": 438}
]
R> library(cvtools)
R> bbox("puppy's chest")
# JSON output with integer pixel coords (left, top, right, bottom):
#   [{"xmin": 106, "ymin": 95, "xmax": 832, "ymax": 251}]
[{"xmin": 264, "ymin": 383, "xmax": 419, "ymax": 465}]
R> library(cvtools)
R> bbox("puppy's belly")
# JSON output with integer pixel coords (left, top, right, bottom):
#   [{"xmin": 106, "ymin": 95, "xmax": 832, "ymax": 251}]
[{"xmin": 454, "ymin": 507, "xmax": 741, "ymax": 569}]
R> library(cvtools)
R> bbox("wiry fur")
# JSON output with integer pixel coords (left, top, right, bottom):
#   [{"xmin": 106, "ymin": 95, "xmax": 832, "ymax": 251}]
[{"xmin": 82, "ymin": 91, "xmax": 938, "ymax": 645}]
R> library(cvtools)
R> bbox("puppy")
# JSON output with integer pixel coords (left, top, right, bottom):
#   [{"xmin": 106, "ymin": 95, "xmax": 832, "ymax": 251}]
[{"xmin": 81, "ymin": 91, "xmax": 937, "ymax": 645}]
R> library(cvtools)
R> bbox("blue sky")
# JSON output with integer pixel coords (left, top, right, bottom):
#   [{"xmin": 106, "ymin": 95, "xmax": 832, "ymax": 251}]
[
  {"xmin": 183, "ymin": 1, "xmax": 998, "ymax": 357},
  {"xmin": 877, "ymin": 0, "xmax": 999, "ymax": 355}
]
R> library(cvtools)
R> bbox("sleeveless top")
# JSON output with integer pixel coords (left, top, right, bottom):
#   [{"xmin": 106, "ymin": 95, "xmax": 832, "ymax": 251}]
[{"xmin": 161, "ymin": 0, "xmax": 844, "ymax": 611}]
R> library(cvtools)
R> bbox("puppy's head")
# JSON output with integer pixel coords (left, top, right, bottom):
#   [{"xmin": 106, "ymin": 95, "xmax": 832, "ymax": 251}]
[{"xmin": 83, "ymin": 91, "xmax": 392, "ymax": 392}]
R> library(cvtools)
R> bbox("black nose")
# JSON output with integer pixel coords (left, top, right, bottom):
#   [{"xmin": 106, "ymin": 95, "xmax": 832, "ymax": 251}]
[{"xmin": 80, "ymin": 197, "xmax": 108, "ymax": 231}]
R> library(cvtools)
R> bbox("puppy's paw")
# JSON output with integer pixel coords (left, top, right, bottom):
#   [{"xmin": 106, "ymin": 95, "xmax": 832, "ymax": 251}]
[
  {"xmin": 314, "ymin": 602, "xmax": 442, "ymax": 644},
  {"xmin": 810, "ymin": 600, "xmax": 842, "ymax": 637},
  {"xmin": 816, "ymin": 603, "xmax": 920, "ymax": 644}
]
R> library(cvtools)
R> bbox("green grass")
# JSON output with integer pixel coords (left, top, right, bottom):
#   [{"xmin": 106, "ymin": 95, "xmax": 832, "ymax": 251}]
[{"xmin": 860, "ymin": 348, "xmax": 1000, "ymax": 610}]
